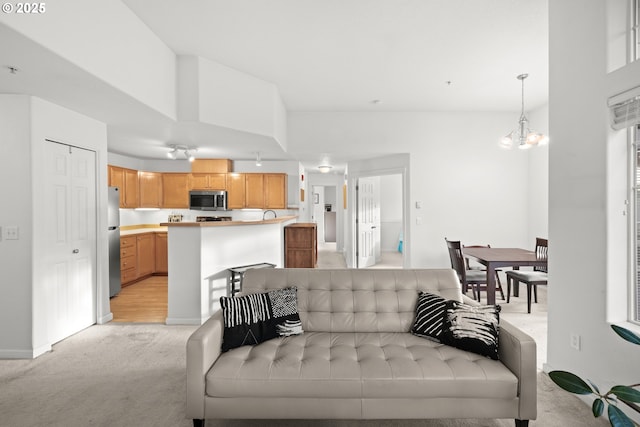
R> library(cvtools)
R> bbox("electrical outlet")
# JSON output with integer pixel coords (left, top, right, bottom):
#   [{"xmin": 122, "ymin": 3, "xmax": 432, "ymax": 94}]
[
  {"xmin": 570, "ymin": 334, "xmax": 581, "ymax": 350},
  {"xmin": 3, "ymin": 226, "xmax": 19, "ymax": 240}
]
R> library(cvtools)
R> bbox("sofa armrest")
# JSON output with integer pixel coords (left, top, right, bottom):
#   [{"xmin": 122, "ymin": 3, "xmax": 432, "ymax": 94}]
[
  {"xmin": 498, "ymin": 319, "xmax": 537, "ymax": 421},
  {"xmin": 186, "ymin": 310, "xmax": 223, "ymax": 420}
]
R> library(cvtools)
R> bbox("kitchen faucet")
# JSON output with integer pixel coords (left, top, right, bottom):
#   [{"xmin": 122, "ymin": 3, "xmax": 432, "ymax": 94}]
[{"xmin": 263, "ymin": 210, "xmax": 277, "ymax": 220}]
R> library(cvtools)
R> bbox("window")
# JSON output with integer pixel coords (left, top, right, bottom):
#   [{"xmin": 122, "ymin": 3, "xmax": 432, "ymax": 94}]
[{"xmin": 633, "ymin": 125, "xmax": 640, "ymax": 322}]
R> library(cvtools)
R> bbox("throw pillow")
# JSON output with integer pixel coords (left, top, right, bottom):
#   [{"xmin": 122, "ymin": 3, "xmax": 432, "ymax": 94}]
[
  {"xmin": 440, "ymin": 300, "xmax": 501, "ymax": 360},
  {"xmin": 220, "ymin": 286, "xmax": 302, "ymax": 352},
  {"xmin": 411, "ymin": 291, "xmax": 447, "ymax": 342}
]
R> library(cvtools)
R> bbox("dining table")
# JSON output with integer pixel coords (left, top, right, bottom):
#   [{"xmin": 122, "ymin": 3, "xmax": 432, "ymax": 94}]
[{"xmin": 462, "ymin": 247, "xmax": 548, "ymax": 305}]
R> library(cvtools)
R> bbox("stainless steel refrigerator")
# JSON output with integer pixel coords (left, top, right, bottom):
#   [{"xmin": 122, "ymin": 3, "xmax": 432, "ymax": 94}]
[{"xmin": 108, "ymin": 187, "xmax": 121, "ymax": 297}]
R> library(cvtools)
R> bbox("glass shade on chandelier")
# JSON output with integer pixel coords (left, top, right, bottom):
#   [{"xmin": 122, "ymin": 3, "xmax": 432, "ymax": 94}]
[
  {"xmin": 500, "ymin": 115, "xmax": 549, "ymax": 150},
  {"xmin": 500, "ymin": 74, "xmax": 548, "ymax": 150}
]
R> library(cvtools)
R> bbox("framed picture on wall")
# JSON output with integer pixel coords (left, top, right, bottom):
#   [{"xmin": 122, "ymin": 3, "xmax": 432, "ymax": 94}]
[{"xmin": 314, "ymin": 193, "xmax": 319, "ymax": 204}]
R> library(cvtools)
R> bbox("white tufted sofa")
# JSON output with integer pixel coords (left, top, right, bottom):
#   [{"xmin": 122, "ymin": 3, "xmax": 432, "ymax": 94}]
[{"xmin": 186, "ymin": 269, "xmax": 537, "ymax": 427}]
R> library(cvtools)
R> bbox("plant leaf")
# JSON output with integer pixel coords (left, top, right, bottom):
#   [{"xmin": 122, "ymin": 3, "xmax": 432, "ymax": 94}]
[
  {"xmin": 612, "ymin": 386, "xmax": 640, "ymax": 403},
  {"xmin": 549, "ymin": 371, "xmax": 593, "ymax": 395},
  {"xmin": 588, "ymin": 379, "xmax": 601, "ymax": 394},
  {"xmin": 608, "ymin": 404, "xmax": 635, "ymax": 427},
  {"xmin": 592, "ymin": 398, "xmax": 604, "ymax": 417},
  {"xmin": 611, "ymin": 325, "xmax": 640, "ymax": 346}
]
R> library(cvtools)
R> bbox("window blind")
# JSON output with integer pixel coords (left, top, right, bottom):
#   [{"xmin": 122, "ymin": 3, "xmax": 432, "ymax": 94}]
[{"xmin": 609, "ymin": 86, "xmax": 640, "ymax": 130}]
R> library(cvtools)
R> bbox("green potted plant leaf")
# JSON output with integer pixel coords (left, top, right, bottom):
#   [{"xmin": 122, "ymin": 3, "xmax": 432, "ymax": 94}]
[{"xmin": 549, "ymin": 325, "xmax": 640, "ymax": 427}]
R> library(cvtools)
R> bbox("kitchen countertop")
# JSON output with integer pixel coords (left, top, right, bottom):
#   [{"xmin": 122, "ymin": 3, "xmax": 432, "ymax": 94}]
[
  {"xmin": 120, "ymin": 226, "xmax": 168, "ymax": 236},
  {"xmin": 160, "ymin": 215, "xmax": 297, "ymax": 227}
]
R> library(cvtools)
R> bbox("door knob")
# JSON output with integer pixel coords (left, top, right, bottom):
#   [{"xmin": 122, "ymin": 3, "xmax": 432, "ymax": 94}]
[{"xmin": 72, "ymin": 249, "xmax": 79, "ymax": 254}]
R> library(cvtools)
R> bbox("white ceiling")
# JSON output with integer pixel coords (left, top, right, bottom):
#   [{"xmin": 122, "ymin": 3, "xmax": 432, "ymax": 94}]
[{"xmin": 0, "ymin": 0, "xmax": 549, "ymax": 170}]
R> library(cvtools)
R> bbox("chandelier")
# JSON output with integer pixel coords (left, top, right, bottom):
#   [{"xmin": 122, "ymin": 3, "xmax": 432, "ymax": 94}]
[{"xmin": 500, "ymin": 74, "xmax": 549, "ymax": 149}]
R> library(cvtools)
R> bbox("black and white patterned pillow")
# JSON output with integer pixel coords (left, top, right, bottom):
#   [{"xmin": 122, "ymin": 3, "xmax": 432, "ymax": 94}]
[
  {"xmin": 440, "ymin": 300, "xmax": 501, "ymax": 360},
  {"xmin": 411, "ymin": 292, "xmax": 447, "ymax": 342},
  {"xmin": 220, "ymin": 286, "xmax": 302, "ymax": 352}
]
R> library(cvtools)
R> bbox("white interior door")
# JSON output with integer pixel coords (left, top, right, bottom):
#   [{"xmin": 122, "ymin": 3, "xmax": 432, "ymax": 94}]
[
  {"xmin": 357, "ymin": 177, "xmax": 380, "ymax": 268},
  {"xmin": 44, "ymin": 141, "xmax": 97, "ymax": 344}
]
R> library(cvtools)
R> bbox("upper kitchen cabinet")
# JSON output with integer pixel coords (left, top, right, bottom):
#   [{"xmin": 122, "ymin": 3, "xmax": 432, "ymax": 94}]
[
  {"xmin": 226, "ymin": 173, "xmax": 246, "ymax": 209},
  {"xmin": 245, "ymin": 174, "xmax": 265, "ymax": 208},
  {"xmin": 162, "ymin": 173, "xmax": 190, "ymax": 208},
  {"xmin": 138, "ymin": 171, "xmax": 162, "ymax": 208},
  {"xmin": 190, "ymin": 173, "xmax": 226, "ymax": 190},
  {"xmin": 108, "ymin": 165, "xmax": 139, "ymax": 208},
  {"xmin": 191, "ymin": 159, "xmax": 232, "ymax": 174},
  {"xmin": 264, "ymin": 174, "xmax": 287, "ymax": 209}
]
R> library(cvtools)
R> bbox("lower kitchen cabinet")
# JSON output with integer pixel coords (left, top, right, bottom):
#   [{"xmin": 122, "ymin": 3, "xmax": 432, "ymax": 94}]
[
  {"xmin": 136, "ymin": 233, "xmax": 155, "ymax": 277},
  {"xmin": 120, "ymin": 232, "xmax": 168, "ymax": 286},
  {"xmin": 155, "ymin": 233, "xmax": 168, "ymax": 274},
  {"xmin": 284, "ymin": 223, "xmax": 317, "ymax": 268}
]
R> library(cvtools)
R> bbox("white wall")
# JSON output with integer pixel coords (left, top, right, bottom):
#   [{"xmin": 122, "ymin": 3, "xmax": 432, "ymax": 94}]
[
  {"xmin": 0, "ymin": 95, "xmax": 109, "ymax": 358},
  {"xmin": 547, "ymin": 0, "xmax": 640, "ymax": 412},
  {"xmin": 289, "ymin": 112, "xmax": 542, "ymax": 268},
  {"xmin": 380, "ymin": 174, "xmax": 403, "ymax": 252},
  {"xmin": 177, "ymin": 56, "xmax": 287, "ymax": 148},
  {"xmin": 0, "ymin": 95, "xmax": 33, "ymax": 356},
  {"xmin": 0, "ymin": 0, "xmax": 177, "ymax": 119}
]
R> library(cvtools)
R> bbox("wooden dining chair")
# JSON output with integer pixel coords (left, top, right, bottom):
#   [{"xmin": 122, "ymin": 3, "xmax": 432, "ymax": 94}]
[
  {"xmin": 505, "ymin": 237, "xmax": 548, "ymax": 313},
  {"xmin": 445, "ymin": 238, "xmax": 503, "ymax": 302},
  {"xmin": 463, "ymin": 244, "xmax": 506, "ymax": 301}
]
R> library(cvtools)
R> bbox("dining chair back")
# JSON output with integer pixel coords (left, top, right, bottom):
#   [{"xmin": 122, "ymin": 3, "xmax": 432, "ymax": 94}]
[
  {"xmin": 445, "ymin": 238, "xmax": 502, "ymax": 302},
  {"xmin": 505, "ymin": 237, "xmax": 548, "ymax": 313}
]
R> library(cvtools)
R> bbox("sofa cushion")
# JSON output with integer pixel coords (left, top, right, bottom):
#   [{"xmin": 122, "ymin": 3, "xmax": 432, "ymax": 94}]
[
  {"xmin": 440, "ymin": 301, "xmax": 501, "ymax": 360},
  {"xmin": 206, "ymin": 332, "xmax": 518, "ymax": 400},
  {"xmin": 219, "ymin": 287, "xmax": 302, "ymax": 352}
]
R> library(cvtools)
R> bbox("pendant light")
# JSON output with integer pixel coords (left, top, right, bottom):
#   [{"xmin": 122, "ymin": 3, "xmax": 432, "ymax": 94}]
[{"xmin": 500, "ymin": 74, "xmax": 549, "ymax": 149}]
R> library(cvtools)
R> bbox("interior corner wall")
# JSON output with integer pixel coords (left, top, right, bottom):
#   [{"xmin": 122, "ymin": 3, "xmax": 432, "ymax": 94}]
[
  {"xmin": 0, "ymin": 95, "xmax": 33, "ymax": 357},
  {"xmin": 547, "ymin": 0, "xmax": 640, "ymax": 392}
]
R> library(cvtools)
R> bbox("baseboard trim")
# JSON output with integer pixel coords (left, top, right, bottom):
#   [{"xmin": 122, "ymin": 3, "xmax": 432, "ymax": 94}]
[
  {"xmin": 98, "ymin": 312, "xmax": 114, "ymax": 324},
  {"xmin": 0, "ymin": 344, "xmax": 51, "ymax": 359}
]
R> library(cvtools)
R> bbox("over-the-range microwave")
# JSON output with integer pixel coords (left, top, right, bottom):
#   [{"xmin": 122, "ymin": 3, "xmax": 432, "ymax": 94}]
[{"xmin": 189, "ymin": 190, "xmax": 228, "ymax": 211}]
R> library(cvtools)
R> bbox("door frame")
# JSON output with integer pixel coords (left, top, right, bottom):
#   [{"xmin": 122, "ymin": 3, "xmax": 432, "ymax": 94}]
[{"xmin": 347, "ymin": 161, "xmax": 409, "ymax": 269}]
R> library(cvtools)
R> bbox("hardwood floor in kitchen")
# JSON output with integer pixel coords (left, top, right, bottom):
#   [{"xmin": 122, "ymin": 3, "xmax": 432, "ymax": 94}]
[{"xmin": 110, "ymin": 276, "xmax": 168, "ymax": 323}]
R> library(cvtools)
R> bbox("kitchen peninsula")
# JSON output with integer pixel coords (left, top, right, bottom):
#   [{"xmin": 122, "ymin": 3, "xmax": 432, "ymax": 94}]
[{"xmin": 161, "ymin": 215, "xmax": 297, "ymax": 324}]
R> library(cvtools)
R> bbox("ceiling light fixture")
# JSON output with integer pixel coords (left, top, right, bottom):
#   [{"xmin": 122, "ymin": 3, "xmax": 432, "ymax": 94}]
[
  {"xmin": 255, "ymin": 152, "xmax": 262, "ymax": 167},
  {"xmin": 318, "ymin": 164, "xmax": 333, "ymax": 173},
  {"xmin": 500, "ymin": 74, "xmax": 549, "ymax": 150},
  {"xmin": 167, "ymin": 144, "xmax": 197, "ymax": 161}
]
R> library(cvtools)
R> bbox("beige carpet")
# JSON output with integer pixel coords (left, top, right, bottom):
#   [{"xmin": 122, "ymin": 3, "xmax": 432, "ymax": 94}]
[{"xmin": 0, "ymin": 250, "xmax": 607, "ymax": 426}]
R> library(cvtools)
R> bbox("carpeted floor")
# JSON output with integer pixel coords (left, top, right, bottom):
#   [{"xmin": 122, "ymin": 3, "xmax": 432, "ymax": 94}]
[{"xmin": 0, "ymin": 248, "xmax": 608, "ymax": 426}]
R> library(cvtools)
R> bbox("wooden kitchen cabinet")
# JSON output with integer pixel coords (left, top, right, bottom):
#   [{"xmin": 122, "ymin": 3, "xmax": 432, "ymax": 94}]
[
  {"xmin": 155, "ymin": 233, "xmax": 168, "ymax": 275},
  {"xmin": 284, "ymin": 223, "xmax": 317, "ymax": 268},
  {"xmin": 190, "ymin": 173, "xmax": 226, "ymax": 190},
  {"xmin": 120, "ymin": 236, "xmax": 137, "ymax": 285},
  {"xmin": 245, "ymin": 174, "xmax": 265, "ymax": 208},
  {"xmin": 108, "ymin": 165, "xmax": 139, "ymax": 208},
  {"xmin": 138, "ymin": 172, "xmax": 162, "ymax": 208},
  {"xmin": 226, "ymin": 173, "xmax": 246, "ymax": 209},
  {"xmin": 162, "ymin": 173, "xmax": 190, "ymax": 208},
  {"xmin": 264, "ymin": 173, "xmax": 287, "ymax": 209},
  {"xmin": 191, "ymin": 159, "xmax": 232, "ymax": 173},
  {"xmin": 136, "ymin": 233, "xmax": 155, "ymax": 278}
]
